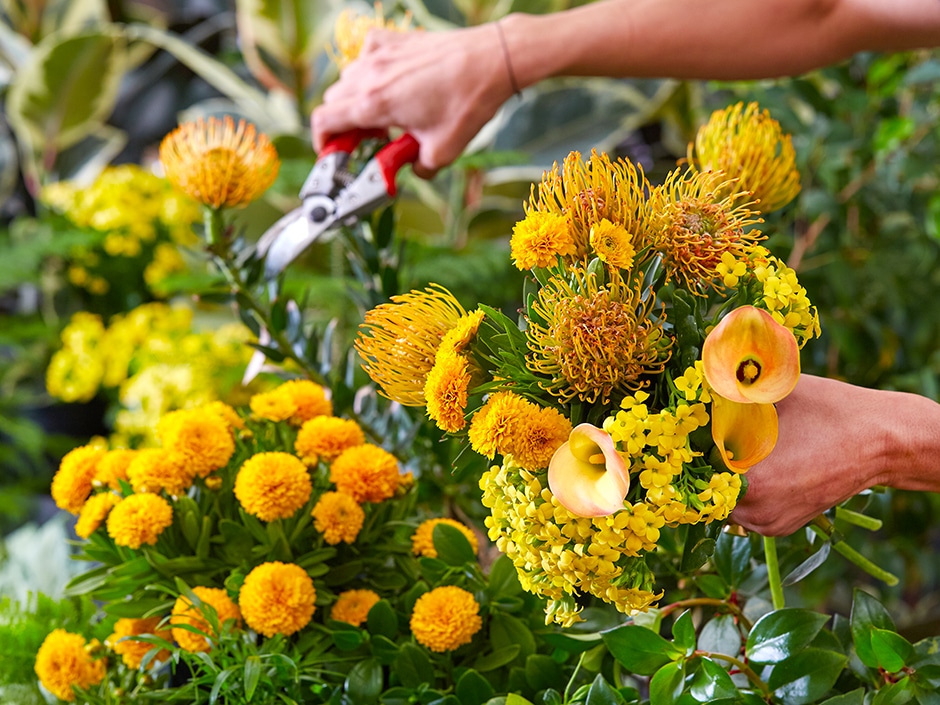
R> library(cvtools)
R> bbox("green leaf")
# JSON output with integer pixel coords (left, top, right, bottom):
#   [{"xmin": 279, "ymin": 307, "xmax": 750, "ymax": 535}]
[
  {"xmin": 209, "ymin": 667, "xmax": 237, "ymax": 705},
  {"xmin": 820, "ymin": 689, "xmax": 866, "ymax": 705},
  {"xmin": 672, "ymin": 611, "xmax": 696, "ymax": 654},
  {"xmin": 486, "ymin": 555, "xmax": 523, "ymax": 598},
  {"xmin": 782, "ymin": 541, "xmax": 831, "ymax": 586},
  {"xmin": 332, "ymin": 628, "xmax": 364, "ymax": 651},
  {"xmin": 433, "ymin": 523, "xmax": 477, "ymax": 566},
  {"xmin": 345, "ymin": 659, "xmax": 383, "ymax": 704},
  {"xmin": 366, "ymin": 599, "xmax": 399, "ymax": 640},
  {"xmin": 456, "ymin": 669, "xmax": 496, "ymax": 705},
  {"xmin": 244, "ymin": 655, "xmax": 262, "ymax": 700},
  {"xmin": 872, "ymin": 677, "xmax": 914, "ymax": 705},
  {"xmin": 396, "ymin": 643, "xmax": 435, "ymax": 688},
  {"xmin": 713, "ymin": 533, "xmax": 751, "ymax": 588},
  {"xmin": 850, "ymin": 589, "xmax": 896, "ymax": 669},
  {"xmin": 371, "ymin": 635, "xmax": 399, "ymax": 666},
  {"xmin": 649, "ymin": 661, "xmax": 685, "ymax": 705},
  {"xmin": 525, "ymin": 654, "xmax": 563, "ymax": 691},
  {"xmin": 745, "ymin": 609, "xmax": 831, "ymax": 664},
  {"xmin": 604, "ymin": 624, "xmax": 684, "ymax": 675},
  {"xmin": 689, "ymin": 657, "xmax": 737, "ymax": 701},
  {"xmin": 585, "ymin": 674, "xmax": 621, "ymax": 705},
  {"xmin": 474, "ymin": 645, "xmax": 521, "ymax": 672},
  {"xmin": 490, "ymin": 613, "xmax": 536, "ymax": 660},
  {"xmin": 234, "ymin": 0, "xmax": 330, "ymax": 66},
  {"xmin": 871, "ymin": 628, "xmax": 914, "ymax": 673},
  {"xmin": 698, "ymin": 614, "xmax": 741, "ymax": 657},
  {"xmin": 768, "ymin": 649, "xmax": 847, "ymax": 705}
]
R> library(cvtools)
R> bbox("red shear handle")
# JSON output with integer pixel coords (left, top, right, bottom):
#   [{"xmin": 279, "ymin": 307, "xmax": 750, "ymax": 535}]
[
  {"xmin": 319, "ymin": 127, "xmax": 389, "ymax": 157},
  {"xmin": 374, "ymin": 133, "xmax": 420, "ymax": 197}
]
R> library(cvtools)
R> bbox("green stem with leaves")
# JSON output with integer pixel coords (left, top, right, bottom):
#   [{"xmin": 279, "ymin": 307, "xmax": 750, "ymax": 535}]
[
  {"xmin": 696, "ymin": 650, "xmax": 771, "ymax": 698},
  {"xmin": 810, "ymin": 516, "xmax": 898, "ymax": 586}
]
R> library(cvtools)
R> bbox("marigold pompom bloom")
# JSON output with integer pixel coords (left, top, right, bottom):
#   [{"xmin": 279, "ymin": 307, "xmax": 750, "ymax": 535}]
[
  {"xmin": 468, "ymin": 392, "xmax": 531, "ymax": 459},
  {"xmin": 171, "ymin": 587, "xmax": 241, "ymax": 652},
  {"xmin": 202, "ymin": 401, "xmax": 245, "ymax": 430},
  {"xmin": 436, "ymin": 309, "xmax": 486, "ymax": 359},
  {"xmin": 356, "ymin": 285, "xmax": 466, "ymax": 406},
  {"xmin": 51, "ymin": 445, "xmax": 106, "ymax": 514},
  {"xmin": 239, "ymin": 562, "xmax": 316, "ymax": 637},
  {"xmin": 331, "ymin": 4, "xmax": 412, "ymax": 69},
  {"xmin": 295, "ymin": 416, "xmax": 365, "ymax": 464},
  {"xmin": 34, "ymin": 629, "xmax": 107, "ymax": 701},
  {"xmin": 108, "ymin": 617, "xmax": 172, "ymax": 670},
  {"xmin": 590, "ymin": 218, "xmax": 636, "ymax": 270},
  {"xmin": 688, "ymin": 101, "xmax": 800, "ymax": 213},
  {"xmin": 159, "ymin": 116, "xmax": 279, "ymax": 209},
  {"xmin": 330, "ymin": 444, "xmax": 401, "ymax": 503},
  {"xmin": 312, "ymin": 491, "xmax": 365, "ymax": 544},
  {"xmin": 126, "ymin": 448, "xmax": 194, "ymax": 496},
  {"xmin": 511, "ymin": 405, "xmax": 573, "ymax": 471},
  {"xmin": 411, "ymin": 518, "xmax": 479, "ymax": 558},
  {"xmin": 410, "ymin": 586, "xmax": 482, "ymax": 652},
  {"xmin": 93, "ymin": 449, "xmax": 137, "ymax": 490},
  {"xmin": 279, "ymin": 379, "xmax": 333, "ymax": 424},
  {"xmin": 331, "ymin": 589, "xmax": 381, "ymax": 626},
  {"xmin": 157, "ymin": 408, "xmax": 235, "ymax": 477},
  {"xmin": 510, "ymin": 211, "xmax": 576, "ymax": 270},
  {"xmin": 75, "ymin": 492, "xmax": 120, "ymax": 539},
  {"xmin": 249, "ymin": 389, "xmax": 296, "ymax": 422},
  {"xmin": 107, "ymin": 493, "xmax": 173, "ymax": 549},
  {"xmin": 235, "ymin": 452, "xmax": 312, "ymax": 521},
  {"xmin": 424, "ymin": 351, "xmax": 472, "ymax": 433}
]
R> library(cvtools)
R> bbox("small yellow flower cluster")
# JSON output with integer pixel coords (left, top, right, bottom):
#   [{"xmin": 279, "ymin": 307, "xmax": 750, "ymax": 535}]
[
  {"xmin": 695, "ymin": 472, "xmax": 743, "ymax": 522},
  {"xmin": 235, "ymin": 452, "xmax": 312, "ymax": 521},
  {"xmin": 747, "ymin": 247, "xmax": 821, "ymax": 347},
  {"xmin": 34, "ymin": 629, "xmax": 107, "ymax": 702},
  {"xmin": 480, "ymin": 458, "xmax": 662, "ymax": 625},
  {"xmin": 312, "ymin": 491, "xmax": 365, "ymax": 544},
  {"xmin": 42, "ymin": 164, "xmax": 199, "ymax": 295},
  {"xmin": 44, "ymin": 313, "xmax": 107, "ymax": 403},
  {"xmin": 331, "ymin": 3, "xmax": 412, "ymax": 69}
]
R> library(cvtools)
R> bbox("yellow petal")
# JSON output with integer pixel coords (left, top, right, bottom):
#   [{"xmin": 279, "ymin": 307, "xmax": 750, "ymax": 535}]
[
  {"xmin": 710, "ymin": 393, "xmax": 778, "ymax": 471},
  {"xmin": 548, "ymin": 423, "xmax": 630, "ymax": 517},
  {"xmin": 702, "ymin": 305, "xmax": 799, "ymax": 404}
]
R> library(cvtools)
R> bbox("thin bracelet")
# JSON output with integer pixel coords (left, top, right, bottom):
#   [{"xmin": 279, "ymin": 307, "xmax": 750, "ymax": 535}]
[{"xmin": 494, "ymin": 21, "xmax": 522, "ymax": 96}]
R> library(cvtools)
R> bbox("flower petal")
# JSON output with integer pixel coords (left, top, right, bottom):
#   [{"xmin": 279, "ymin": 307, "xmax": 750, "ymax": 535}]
[
  {"xmin": 710, "ymin": 393, "xmax": 778, "ymax": 471},
  {"xmin": 702, "ymin": 305, "xmax": 799, "ymax": 404},
  {"xmin": 548, "ymin": 423, "xmax": 630, "ymax": 517}
]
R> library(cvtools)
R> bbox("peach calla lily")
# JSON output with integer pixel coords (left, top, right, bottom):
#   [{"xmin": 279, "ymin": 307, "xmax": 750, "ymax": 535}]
[
  {"xmin": 702, "ymin": 305, "xmax": 799, "ymax": 404},
  {"xmin": 710, "ymin": 393, "xmax": 778, "ymax": 472},
  {"xmin": 548, "ymin": 423, "xmax": 630, "ymax": 517}
]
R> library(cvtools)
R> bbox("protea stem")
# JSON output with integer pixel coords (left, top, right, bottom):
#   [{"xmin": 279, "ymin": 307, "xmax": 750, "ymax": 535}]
[{"xmin": 764, "ymin": 536, "xmax": 785, "ymax": 609}]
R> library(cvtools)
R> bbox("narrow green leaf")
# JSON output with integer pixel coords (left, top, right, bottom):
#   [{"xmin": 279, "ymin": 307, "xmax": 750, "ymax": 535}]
[
  {"xmin": 768, "ymin": 649, "xmax": 848, "ymax": 705},
  {"xmin": 603, "ymin": 624, "xmax": 685, "ymax": 675},
  {"xmin": 473, "ymin": 645, "xmax": 521, "ymax": 672},
  {"xmin": 745, "ymin": 609, "xmax": 830, "ymax": 664},
  {"xmin": 244, "ymin": 655, "xmax": 262, "ymax": 700}
]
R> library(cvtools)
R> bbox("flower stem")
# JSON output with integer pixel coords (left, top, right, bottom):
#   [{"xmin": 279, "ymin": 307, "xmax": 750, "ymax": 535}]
[
  {"xmin": 810, "ymin": 516, "xmax": 898, "ymax": 586},
  {"xmin": 696, "ymin": 650, "xmax": 771, "ymax": 697},
  {"xmin": 660, "ymin": 597, "xmax": 752, "ymax": 631},
  {"xmin": 764, "ymin": 536, "xmax": 785, "ymax": 610},
  {"xmin": 204, "ymin": 207, "xmax": 224, "ymax": 248}
]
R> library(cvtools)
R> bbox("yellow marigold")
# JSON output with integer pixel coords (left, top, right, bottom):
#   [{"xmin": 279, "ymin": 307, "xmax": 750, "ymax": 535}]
[
  {"xmin": 234, "ymin": 452, "xmax": 312, "ymax": 521},
  {"xmin": 107, "ymin": 493, "xmax": 173, "ymax": 549},
  {"xmin": 411, "ymin": 518, "xmax": 479, "ymax": 558},
  {"xmin": 157, "ymin": 408, "xmax": 235, "ymax": 478},
  {"xmin": 436, "ymin": 309, "xmax": 486, "ymax": 359},
  {"xmin": 330, "ymin": 444, "xmax": 401, "ymax": 503},
  {"xmin": 467, "ymin": 392, "xmax": 532, "ymax": 459},
  {"xmin": 159, "ymin": 116, "xmax": 279, "ymax": 209},
  {"xmin": 331, "ymin": 3, "xmax": 411, "ymax": 69},
  {"xmin": 688, "ymin": 101, "xmax": 800, "ymax": 213},
  {"xmin": 510, "ymin": 211, "xmax": 577, "ymax": 270},
  {"xmin": 424, "ymin": 352, "xmax": 472, "ymax": 433},
  {"xmin": 75, "ymin": 492, "xmax": 120, "ymax": 539},
  {"xmin": 51, "ymin": 446, "xmax": 106, "ymax": 514},
  {"xmin": 249, "ymin": 388, "xmax": 296, "ymax": 422},
  {"xmin": 126, "ymin": 448, "xmax": 195, "ymax": 496},
  {"xmin": 108, "ymin": 617, "xmax": 172, "ymax": 670},
  {"xmin": 331, "ymin": 589, "xmax": 381, "ymax": 626},
  {"xmin": 410, "ymin": 586, "xmax": 482, "ymax": 652},
  {"xmin": 526, "ymin": 267, "xmax": 671, "ymax": 404},
  {"xmin": 356, "ymin": 285, "xmax": 466, "ymax": 406},
  {"xmin": 239, "ymin": 562, "xmax": 316, "ymax": 637},
  {"xmin": 590, "ymin": 218, "xmax": 636, "ymax": 270},
  {"xmin": 171, "ymin": 586, "xmax": 241, "ymax": 653},
  {"xmin": 34, "ymin": 629, "xmax": 107, "ymax": 702},
  {"xmin": 202, "ymin": 401, "xmax": 245, "ymax": 430},
  {"xmin": 312, "ymin": 491, "xmax": 365, "ymax": 544},
  {"xmin": 278, "ymin": 379, "xmax": 333, "ymax": 424},
  {"xmin": 510, "ymin": 405, "xmax": 572, "ymax": 471},
  {"xmin": 295, "ymin": 416, "xmax": 365, "ymax": 464},
  {"xmin": 93, "ymin": 449, "xmax": 137, "ymax": 490},
  {"xmin": 648, "ymin": 167, "xmax": 762, "ymax": 293}
]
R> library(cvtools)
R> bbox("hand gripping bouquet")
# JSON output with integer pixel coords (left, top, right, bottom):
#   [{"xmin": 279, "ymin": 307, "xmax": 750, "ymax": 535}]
[{"xmin": 356, "ymin": 102, "xmax": 820, "ymax": 626}]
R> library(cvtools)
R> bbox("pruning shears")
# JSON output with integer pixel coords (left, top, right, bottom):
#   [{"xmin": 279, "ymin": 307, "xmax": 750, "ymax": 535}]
[{"xmin": 256, "ymin": 128, "xmax": 420, "ymax": 278}]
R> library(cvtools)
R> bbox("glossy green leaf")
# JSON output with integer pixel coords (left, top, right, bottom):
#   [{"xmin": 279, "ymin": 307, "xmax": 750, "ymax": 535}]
[
  {"xmin": 649, "ymin": 660, "xmax": 685, "ymax": 705},
  {"xmin": 371, "ymin": 634, "xmax": 399, "ymax": 666},
  {"xmin": 672, "ymin": 611, "xmax": 696, "ymax": 654},
  {"xmin": 456, "ymin": 669, "xmax": 496, "ymax": 705},
  {"xmin": 332, "ymin": 628, "xmax": 364, "ymax": 651},
  {"xmin": 345, "ymin": 659, "xmax": 383, "ymax": 704},
  {"xmin": 819, "ymin": 688, "xmax": 865, "ymax": 705},
  {"xmin": 713, "ymin": 532, "xmax": 751, "ymax": 587},
  {"xmin": 490, "ymin": 613, "xmax": 536, "ymax": 660},
  {"xmin": 698, "ymin": 614, "xmax": 741, "ymax": 657},
  {"xmin": 367, "ymin": 599, "xmax": 399, "ymax": 640},
  {"xmin": 603, "ymin": 624, "xmax": 685, "ymax": 675},
  {"xmin": 487, "ymin": 555, "xmax": 523, "ymax": 599},
  {"xmin": 745, "ymin": 609, "xmax": 830, "ymax": 664},
  {"xmin": 397, "ymin": 643, "xmax": 435, "ymax": 688},
  {"xmin": 782, "ymin": 541, "xmax": 831, "ymax": 586},
  {"xmin": 872, "ymin": 677, "xmax": 914, "ymax": 705},
  {"xmin": 850, "ymin": 589, "xmax": 896, "ymax": 669},
  {"xmin": 768, "ymin": 649, "xmax": 847, "ymax": 705},
  {"xmin": 433, "ymin": 523, "xmax": 477, "ymax": 566},
  {"xmin": 871, "ymin": 628, "xmax": 914, "ymax": 673},
  {"xmin": 584, "ymin": 673, "xmax": 620, "ymax": 705},
  {"xmin": 688, "ymin": 657, "xmax": 737, "ymax": 701}
]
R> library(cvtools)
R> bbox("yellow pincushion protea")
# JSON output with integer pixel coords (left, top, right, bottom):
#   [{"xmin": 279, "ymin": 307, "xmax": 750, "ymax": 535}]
[
  {"xmin": 331, "ymin": 3, "xmax": 412, "ymax": 69},
  {"xmin": 688, "ymin": 101, "xmax": 800, "ymax": 213},
  {"xmin": 331, "ymin": 589, "xmax": 381, "ymax": 626},
  {"xmin": 234, "ymin": 452, "xmax": 312, "ymax": 521},
  {"xmin": 330, "ymin": 444, "xmax": 401, "ymax": 503},
  {"xmin": 410, "ymin": 586, "xmax": 482, "ymax": 652},
  {"xmin": 171, "ymin": 587, "xmax": 241, "ymax": 653},
  {"xmin": 160, "ymin": 116, "xmax": 279, "ymax": 209},
  {"xmin": 106, "ymin": 493, "xmax": 173, "ymax": 549},
  {"xmin": 239, "ymin": 562, "xmax": 316, "ymax": 637},
  {"xmin": 34, "ymin": 629, "xmax": 107, "ymax": 702},
  {"xmin": 108, "ymin": 617, "xmax": 172, "ymax": 670},
  {"xmin": 312, "ymin": 491, "xmax": 365, "ymax": 544},
  {"xmin": 411, "ymin": 518, "xmax": 479, "ymax": 558}
]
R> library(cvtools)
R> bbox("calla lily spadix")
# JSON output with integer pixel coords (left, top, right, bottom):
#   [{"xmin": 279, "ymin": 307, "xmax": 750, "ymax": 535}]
[
  {"xmin": 710, "ymin": 393, "xmax": 778, "ymax": 471},
  {"xmin": 702, "ymin": 305, "xmax": 800, "ymax": 404},
  {"xmin": 548, "ymin": 423, "xmax": 630, "ymax": 517}
]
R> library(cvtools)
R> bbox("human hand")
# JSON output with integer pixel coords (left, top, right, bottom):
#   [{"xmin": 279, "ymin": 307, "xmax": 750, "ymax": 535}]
[
  {"xmin": 312, "ymin": 23, "xmax": 517, "ymax": 178},
  {"xmin": 730, "ymin": 374, "xmax": 940, "ymax": 536}
]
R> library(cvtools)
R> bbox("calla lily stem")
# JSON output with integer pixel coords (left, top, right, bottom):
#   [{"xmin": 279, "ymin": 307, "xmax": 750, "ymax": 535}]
[{"xmin": 764, "ymin": 536, "xmax": 785, "ymax": 610}]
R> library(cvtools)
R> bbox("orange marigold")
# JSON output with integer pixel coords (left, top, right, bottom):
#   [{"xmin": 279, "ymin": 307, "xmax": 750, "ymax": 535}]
[
  {"xmin": 424, "ymin": 351, "xmax": 472, "ymax": 433},
  {"xmin": 239, "ymin": 562, "xmax": 316, "ymax": 637},
  {"xmin": 411, "ymin": 518, "xmax": 479, "ymax": 558},
  {"xmin": 126, "ymin": 448, "xmax": 194, "ymax": 496},
  {"xmin": 510, "ymin": 405, "xmax": 572, "ymax": 471},
  {"xmin": 249, "ymin": 389, "xmax": 296, "ymax": 422},
  {"xmin": 410, "ymin": 586, "xmax": 482, "ymax": 652},
  {"xmin": 331, "ymin": 589, "xmax": 381, "ymax": 627},
  {"xmin": 311, "ymin": 491, "xmax": 365, "ymax": 544},
  {"xmin": 93, "ymin": 449, "xmax": 137, "ymax": 490},
  {"xmin": 106, "ymin": 493, "xmax": 173, "ymax": 549},
  {"xmin": 295, "ymin": 416, "xmax": 365, "ymax": 464},
  {"xmin": 279, "ymin": 379, "xmax": 333, "ymax": 424},
  {"xmin": 171, "ymin": 586, "xmax": 241, "ymax": 653},
  {"xmin": 234, "ymin": 452, "xmax": 312, "ymax": 521},
  {"xmin": 51, "ymin": 445, "xmax": 106, "ymax": 514},
  {"xmin": 34, "ymin": 629, "xmax": 107, "ymax": 702},
  {"xmin": 467, "ymin": 392, "xmax": 531, "ymax": 459},
  {"xmin": 157, "ymin": 408, "xmax": 235, "ymax": 477},
  {"xmin": 108, "ymin": 617, "xmax": 172, "ymax": 670},
  {"xmin": 330, "ymin": 444, "xmax": 401, "ymax": 503},
  {"xmin": 75, "ymin": 492, "xmax": 120, "ymax": 539}
]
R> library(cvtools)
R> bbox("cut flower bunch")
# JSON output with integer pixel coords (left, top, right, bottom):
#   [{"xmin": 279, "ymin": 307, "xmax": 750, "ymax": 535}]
[{"xmin": 357, "ymin": 102, "xmax": 822, "ymax": 626}]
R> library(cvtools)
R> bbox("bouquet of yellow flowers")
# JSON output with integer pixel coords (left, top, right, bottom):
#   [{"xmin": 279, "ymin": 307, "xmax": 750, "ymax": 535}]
[{"xmin": 355, "ymin": 102, "xmax": 820, "ymax": 626}]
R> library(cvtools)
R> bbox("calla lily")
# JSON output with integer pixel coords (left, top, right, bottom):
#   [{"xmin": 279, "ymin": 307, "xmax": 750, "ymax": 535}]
[
  {"xmin": 710, "ymin": 393, "xmax": 778, "ymax": 471},
  {"xmin": 702, "ymin": 305, "xmax": 799, "ymax": 404},
  {"xmin": 548, "ymin": 423, "xmax": 630, "ymax": 517}
]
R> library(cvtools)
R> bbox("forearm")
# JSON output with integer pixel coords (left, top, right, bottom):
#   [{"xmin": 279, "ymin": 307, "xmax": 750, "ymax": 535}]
[
  {"xmin": 876, "ymin": 389, "xmax": 940, "ymax": 494},
  {"xmin": 501, "ymin": 0, "xmax": 940, "ymax": 87}
]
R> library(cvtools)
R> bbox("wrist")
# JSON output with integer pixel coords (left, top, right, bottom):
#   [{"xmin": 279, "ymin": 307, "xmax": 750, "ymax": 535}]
[{"xmin": 874, "ymin": 390, "xmax": 940, "ymax": 492}]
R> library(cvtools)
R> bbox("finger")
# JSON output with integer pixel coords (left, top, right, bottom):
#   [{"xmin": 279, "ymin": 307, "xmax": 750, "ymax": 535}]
[{"xmin": 361, "ymin": 27, "xmax": 409, "ymax": 54}]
